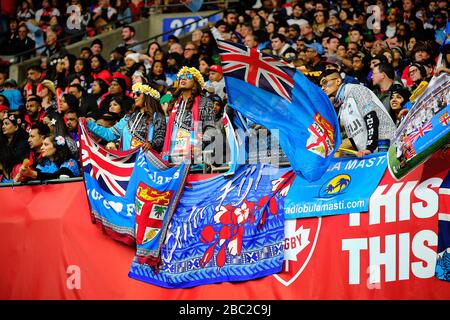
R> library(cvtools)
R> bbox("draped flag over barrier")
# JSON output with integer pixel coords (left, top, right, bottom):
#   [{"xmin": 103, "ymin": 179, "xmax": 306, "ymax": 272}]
[
  {"xmin": 216, "ymin": 39, "xmax": 341, "ymax": 182},
  {"xmin": 80, "ymin": 121, "xmax": 190, "ymax": 266},
  {"xmin": 388, "ymin": 73, "xmax": 450, "ymax": 180},
  {"xmin": 128, "ymin": 165, "xmax": 295, "ymax": 288},
  {"xmin": 80, "ymin": 120, "xmax": 140, "ymax": 244},
  {"xmin": 436, "ymin": 171, "xmax": 450, "ymax": 282},
  {"xmin": 126, "ymin": 150, "xmax": 190, "ymax": 267},
  {"xmin": 284, "ymin": 153, "xmax": 387, "ymax": 219}
]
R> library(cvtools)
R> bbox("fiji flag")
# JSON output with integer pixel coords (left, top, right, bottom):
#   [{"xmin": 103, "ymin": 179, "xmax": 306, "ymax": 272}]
[{"xmin": 217, "ymin": 39, "xmax": 341, "ymax": 181}]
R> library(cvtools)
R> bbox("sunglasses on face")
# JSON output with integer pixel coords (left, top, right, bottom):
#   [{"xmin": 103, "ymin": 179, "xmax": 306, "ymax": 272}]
[
  {"xmin": 178, "ymin": 73, "xmax": 194, "ymax": 80},
  {"xmin": 133, "ymin": 91, "xmax": 142, "ymax": 97}
]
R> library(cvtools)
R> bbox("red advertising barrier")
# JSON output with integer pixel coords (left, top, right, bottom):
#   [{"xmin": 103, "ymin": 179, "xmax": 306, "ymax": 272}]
[{"xmin": 0, "ymin": 151, "xmax": 449, "ymax": 299}]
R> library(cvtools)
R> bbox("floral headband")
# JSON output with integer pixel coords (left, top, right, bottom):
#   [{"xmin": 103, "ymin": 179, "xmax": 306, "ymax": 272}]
[
  {"xmin": 6, "ymin": 114, "xmax": 22, "ymax": 126},
  {"xmin": 132, "ymin": 83, "xmax": 160, "ymax": 100},
  {"xmin": 55, "ymin": 135, "xmax": 66, "ymax": 146},
  {"xmin": 176, "ymin": 66, "xmax": 205, "ymax": 88}
]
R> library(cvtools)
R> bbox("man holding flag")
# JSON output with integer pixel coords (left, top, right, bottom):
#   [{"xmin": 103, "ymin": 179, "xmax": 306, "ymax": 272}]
[{"xmin": 215, "ymin": 38, "xmax": 341, "ymax": 182}]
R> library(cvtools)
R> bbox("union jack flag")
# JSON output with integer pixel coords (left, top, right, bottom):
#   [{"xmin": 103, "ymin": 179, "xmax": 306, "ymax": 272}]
[
  {"xmin": 79, "ymin": 121, "xmax": 138, "ymax": 196},
  {"xmin": 216, "ymin": 39, "xmax": 296, "ymax": 102},
  {"xmin": 410, "ymin": 121, "xmax": 433, "ymax": 143}
]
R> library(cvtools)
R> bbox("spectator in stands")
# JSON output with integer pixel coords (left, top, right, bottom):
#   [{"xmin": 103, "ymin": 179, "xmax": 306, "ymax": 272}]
[
  {"xmin": 271, "ymin": 33, "xmax": 296, "ymax": 62},
  {"xmin": 17, "ymin": 0, "xmax": 35, "ymax": 22},
  {"xmin": 408, "ymin": 62, "xmax": 428, "ymax": 92},
  {"xmin": 305, "ymin": 42, "xmax": 325, "ymax": 71},
  {"xmin": 84, "ymin": 82, "xmax": 166, "ymax": 152},
  {"xmin": 0, "ymin": 144, "xmax": 22, "ymax": 183},
  {"xmin": 43, "ymin": 109, "xmax": 78, "ymax": 158},
  {"xmin": 372, "ymin": 63, "xmax": 402, "ymax": 112},
  {"xmin": 205, "ymin": 65, "xmax": 226, "ymax": 100},
  {"xmin": 436, "ymin": 44, "xmax": 450, "ymax": 76},
  {"xmin": 27, "ymin": 122, "xmax": 50, "ymax": 168},
  {"xmin": 118, "ymin": 25, "xmax": 144, "ymax": 52},
  {"xmin": 35, "ymin": 0, "xmax": 60, "ymax": 31},
  {"xmin": 319, "ymin": 69, "xmax": 396, "ymax": 157},
  {"xmin": 312, "ymin": 10, "xmax": 327, "ymax": 38},
  {"xmin": 90, "ymin": 39, "xmax": 103, "ymax": 56},
  {"xmin": 38, "ymin": 79, "xmax": 57, "ymax": 112},
  {"xmin": 223, "ymin": 10, "xmax": 239, "ymax": 32},
  {"xmin": 24, "ymin": 95, "xmax": 45, "ymax": 132},
  {"xmin": 60, "ymin": 93, "xmax": 79, "ymax": 119},
  {"xmin": 389, "ymin": 86, "xmax": 411, "ymax": 125},
  {"xmin": 23, "ymin": 65, "xmax": 42, "ymax": 98},
  {"xmin": 83, "ymin": 78, "xmax": 108, "ymax": 117},
  {"xmin": 79, "ymin": 47, "xmax": 93, "ymax": 61},
  {"xmin": 73, "ymin": 58, "xmax": 92, "ymax": 90},
  {"xmin": 162, "ymin": 67, "xmax": 215, "ymax": 165},
  {"xmin": 41, "ymin": 29, "xmax": 64, "ymax": 57},
  {"xmin": 91, "ymin": 54, "xmax": 112, "ymax": 85},
  {"xmin": 183, "ymin": 42, "xmax": 199, "ymax": 69},
  {"xmin": 198, "ymin": 30, "xmax": 219, "ymax": 63},
  {"xmin": 148, "ymin": 60, "xmax": 167, "ymax": 84},
  {"xmin": 108, "ymin": 96, "xmax": 126, "ymax": 119},
  {"xmin": 18, "ymin": 134, "xmax": 80, "ymax": 181},
  {"xmin": 146, "ymin": 41, "xmax": 161, "ymax": 64},
  {"xmin": 92, "ymin": 0, "xmax": 117, "ymax": 34},
  {"xmin": 1, "ymin": 113, "xmax": 29, "ymax": 162},
  {"xmin": 66, "ymin": 109, "xmax": 80, "ymax": 143},
  {"xmin": 99, "ymin": 77, "xmax": 133, "ymax": 115},
  {"xmin": 10, "ymin": 23, "xmax": 35, "ymax": 59}
]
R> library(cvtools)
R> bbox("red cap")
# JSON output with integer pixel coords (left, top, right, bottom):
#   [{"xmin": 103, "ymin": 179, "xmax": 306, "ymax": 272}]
[
  {"xmin": 0, "ymin": 104, "xmax": 9, "ymax": 112},
  {"xmin": 210, "ymin": 65, "xmax": 223, "ymax": 74}
]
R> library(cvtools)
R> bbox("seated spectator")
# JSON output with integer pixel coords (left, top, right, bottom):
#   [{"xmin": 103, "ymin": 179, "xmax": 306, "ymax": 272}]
[
  {"xmin": 389, "ymin": 86, "xmax": 411, "ymax": 126},
  {"xmin": 35, "ymin": 0, "xmax": 60, "ymax": 31},
  {"xmin": 65, "ymin": 109, "xmax": 80, "ymax": 143},
  {"xmin": 1, "ymin": 113, "xmax": 29, "ymax": 162},
  {"xmin": 37, "ymin": 79, "xmax": 57, "ymax": 112},
  {"xmin": 148, "ymin": 60, "xmax": 167, "ymax": 83},
  {"xmin": 99, "ymin": 77, "xmax": 133, "ymax": 115},
  {"xmin": 90, "ymin": 39, "xmax": 103, "ymax": 56},
  {"xmin": 73, "ymin": 58, "xmax": 92, "ymax": 90},
  {"xmin": 17, "ymin": 134, "xmax": 80, "ymax": 181},
  {"xmin": 83, "ymin": 79, "xmax": 109, "ymax": 117},
  {"xmin": 24, "ymin": 95, "xmax": 45, "ymax": 132},
  {"xmin": 43, "ymin": 109, "xmax": 78, "ymax": 158},
  {"xmin": 92, "ymin": 0, "xmax": 117, "ymax": 34},
  {"xmin": 60, "ymin": 93, "xmax": 79, "ymax": 119},
  {"xmin": 319, "ymin": 69, "xmax": 396, "ymax": 157},
  {"xmin": 27, "ymin": 122, "xmax": 50, "ymax": 168},
  {"xmin": 183, "ymin": 42, "xmax": 199, "ymax": 69},
  {"xmin": 90, "ymin": 54, "xmax": 112, "ymax": 85},
  {"xmin": 372, "ymin": 63, "xmax": 403, "ymax": 112},
  {"xmin": 41, "ymin": 29, "xmax": 65, "ymax": 58},
  {"xmin": 17, "ymin": 0, "xmax": 35, "ymax": 22},
  {"xmin": 271, "ymin": 33, "xmax": 297, "ymax": 62},
  {"xmin": 304, "ymin": 42, "xmax": 325, "ymax": 72},
  {"xmin": 0, "ymin": 144, "xmax": 22, "ymax": 183},
  {"xmin": 10, "ymin": 23, "xmax": 35, "ymax": 59},
  {"xmin": 435, "ymin": 44, "xmax": 450, "ymax": 76},
  {"xmin": 117, "ymin": 25, "xmax": 144, "ymax": 52}
]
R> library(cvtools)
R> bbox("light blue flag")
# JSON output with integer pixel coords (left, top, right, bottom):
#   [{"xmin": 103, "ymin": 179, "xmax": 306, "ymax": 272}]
[{"xmin": 216, "ymin": 39, "xmax": 341, "ymax": 181}]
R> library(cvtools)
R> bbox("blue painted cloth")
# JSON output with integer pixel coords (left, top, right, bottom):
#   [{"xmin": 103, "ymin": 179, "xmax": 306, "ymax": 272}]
[
  {"xmin": 436, "ymin": 171, "xmax": 450, "ymax": 282},
  {"xmin": 128, "ymin": 164, "xmax": 295, "ymax": 288},
  {"xmin": 217, "ymin": 40, "xmax": 341, "ymax": 182},
  {"xmin": 284, "ymin": 153, "xmax": 387, "ymax": 219}
]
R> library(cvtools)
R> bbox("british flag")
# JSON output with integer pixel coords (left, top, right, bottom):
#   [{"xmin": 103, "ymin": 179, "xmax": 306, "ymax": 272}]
[
  {"xmin": 216, "ymin": 39, "xmax": 296, "ymax": 102},
  {"xmin": 79, "ymin": 121, "xmax": 138, "ymax": 196},
  {"xmin": 410, "ymin": 121, "xmax": 433, "ymax": 143}
]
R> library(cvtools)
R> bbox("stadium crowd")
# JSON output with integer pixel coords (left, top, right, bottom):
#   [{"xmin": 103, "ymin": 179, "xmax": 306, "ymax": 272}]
[{"xmin": 0, "ymin": 0, "xmax": 449, "ymax": 183}]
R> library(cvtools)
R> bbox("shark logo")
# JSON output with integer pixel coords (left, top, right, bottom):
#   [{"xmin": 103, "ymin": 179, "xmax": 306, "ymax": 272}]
[
  {"xmin": 273, "ymin": 217, "xmax": 321, "ymax": 286},
  {"xmin": 319, "ymin": 174, "xmax": 351, "ymax": 198}
]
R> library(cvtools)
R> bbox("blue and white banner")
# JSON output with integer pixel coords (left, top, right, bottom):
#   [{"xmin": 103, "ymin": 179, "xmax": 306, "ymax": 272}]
[
  {"xmin": 128, "ymin": 165, "xmax": 295, "ymax": 288},
  {"xmin": 436, "ymin": 171, "xmax": 450, "ymax": 282},
  {"xmin": 162, "ymin": 13, "xmax": 221, "ymax": 42},
  {"xmin": 284, "ymin": 153, "xmax": 387, "ymax": 219}
]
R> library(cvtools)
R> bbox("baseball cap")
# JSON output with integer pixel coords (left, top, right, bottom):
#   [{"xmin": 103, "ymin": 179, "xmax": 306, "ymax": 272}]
[
  {"xmin": 304, "ymin": 42, "xmax": 324, "ymax": 55},
  {"xmin": 210, "ymin": 65, "xmax": 223, "ymax": 74}
]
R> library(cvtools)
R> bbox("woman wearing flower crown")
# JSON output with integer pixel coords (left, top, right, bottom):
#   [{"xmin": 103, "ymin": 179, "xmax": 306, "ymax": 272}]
[
  {"xmin": 83, "ymin": 83, "xmax": 166, "ymax": 152},
  {"xmin": 161, "ymin": 66, "xmax": 215, "ymax": 166},
  {"xmin": 17, "ymin": 134, "xmax": 80, "ymax": 181},
  {"xmin": 1, "ymin": 113, "xmax": 30, "ymax": 163}
]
